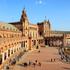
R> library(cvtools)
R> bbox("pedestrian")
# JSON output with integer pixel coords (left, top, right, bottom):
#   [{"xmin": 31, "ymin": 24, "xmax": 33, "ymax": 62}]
[
  {"xmin": 35, "ymin": 60, "xmax": 37, "ymax": 63},
  {"xmin": 51, "ymin": 58, "xmax": 52, "ymax": 62},
  {"xmin": 33, "ymin": 63, "xmax": 36, "ymax": 67},
  {"xmin": 36, "ymin": 45, "xmax": 39, "ymax": 49},
  {"xmin": 4, "ymin": 64, "xmax": 9, "ymax": 70},
  {"xmin": 29, "ymin": 61, "xmax": 31, "ymax": 66},
  {"xmin": 61, "ymin": 56, "xmax": 63, "ymax": 60},
  {"xmin": 24, "ymin": 62, "xmax": 28, "ymax": 67},
  {"xmin": 38, "ymin": 50, "xmax": 40, "ymax": 53},
  {"xmin": 54, "ymin": 58, "xmax": 55, "ymax": 62},
  {"xmin": 38, "ymin": 62, "xmax": 41, "ymax": 66},
  {"xmin": 65, "ymin": 55, "xmax": 68, "ymax": 62}
]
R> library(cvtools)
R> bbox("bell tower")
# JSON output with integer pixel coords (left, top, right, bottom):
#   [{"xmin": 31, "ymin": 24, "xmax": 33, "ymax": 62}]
[{"xmin": 20, "ymin": 8, "xmax": 29, "ymax": 37}]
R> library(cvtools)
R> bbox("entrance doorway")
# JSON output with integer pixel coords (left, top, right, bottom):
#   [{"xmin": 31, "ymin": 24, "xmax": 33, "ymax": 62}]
[
  {"xmin": 29, "ymin": 37, "xmax": 32, "ymax": 50},
  {"xmin": 0, "ymin": 54, "xmax": 2, "ymax": 65},
  {"xmin": 8, "ymin": 49, "xmax": 10, "ymax": 57}
]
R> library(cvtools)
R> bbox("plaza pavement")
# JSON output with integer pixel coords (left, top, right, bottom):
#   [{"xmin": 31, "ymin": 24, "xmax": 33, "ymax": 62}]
[{"xmin": 10, "ymin": 47, "xmax": 70, "ymax": 70}]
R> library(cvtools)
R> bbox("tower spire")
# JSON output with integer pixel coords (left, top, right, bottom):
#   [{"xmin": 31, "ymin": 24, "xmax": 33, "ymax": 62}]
[
  {"xmin": 44, "ymin": 16, "xmax": 47, "ymax": 23},
  {"xmin": 45, "ymin": 16, "xmax": 46, "ymax": 20},
  {"xmin": 20, "ymin": 7, "xmax": 27, "ymax": 22},
  {"xmin": 22, "ymin": 7, "xmax": 26, "ymax": 13}
]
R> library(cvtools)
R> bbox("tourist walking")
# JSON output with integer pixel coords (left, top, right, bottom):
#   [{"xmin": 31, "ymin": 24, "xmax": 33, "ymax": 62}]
[
  {"xmin": 51, "ymin": 58, "xmax": 52, "ymax": 62},
  {"xmin": 35, "ymin": 60, "xmax": 37, "ymax": 63},
  {"xmin": 38, "ymin": 62, "xmax": 41, "ymax": 66},
  {"xmin": 54, "ymin": 58, "xmax": 55, "ymax": 62},
  {"xmin": 33, "ymin": 63, "xmax": 36, "ymax": 67},
  {"xmin": 29, "ymin": 61, "xmax": 31, "ymax": 66}
]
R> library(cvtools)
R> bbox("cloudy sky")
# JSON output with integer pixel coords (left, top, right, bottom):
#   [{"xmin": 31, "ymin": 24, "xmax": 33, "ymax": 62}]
[{"xmin": 0, "ymin": 0, "xmax": 70, "ymax": 31}]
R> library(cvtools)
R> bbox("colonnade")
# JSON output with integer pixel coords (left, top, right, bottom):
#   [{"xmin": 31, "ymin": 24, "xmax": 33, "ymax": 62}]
[{"xmin": 45, "ymin": 36, "xmax": 63, "ymax": 47}]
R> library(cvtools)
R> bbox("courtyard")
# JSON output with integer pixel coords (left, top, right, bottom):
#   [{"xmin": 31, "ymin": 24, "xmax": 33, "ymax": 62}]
[{"xmin": 7, "ymin": 47, "xmax": 70, "ymax": 70}]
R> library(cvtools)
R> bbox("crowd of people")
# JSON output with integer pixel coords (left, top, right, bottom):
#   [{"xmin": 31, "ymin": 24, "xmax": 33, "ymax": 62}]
[
  {"xmin": 3, "ymin": 49, "xmax": 27, "ymax": 70},
  {"xmin": 22, "ymin": 60, "xmax": 41, "ymax": 68},
  {"xmin": 3, "ymin": 47, "xmax": 41, "ymax": 70},
  {"xmin": 58, "ymin": 47, "xmax": 70, "ymax": 62}
]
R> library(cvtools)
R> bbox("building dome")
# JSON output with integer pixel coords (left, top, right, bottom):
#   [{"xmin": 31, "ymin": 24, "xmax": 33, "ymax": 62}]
[{"xmin": 0, "ymin": 22, "xmax": 20, "ymax": 32}]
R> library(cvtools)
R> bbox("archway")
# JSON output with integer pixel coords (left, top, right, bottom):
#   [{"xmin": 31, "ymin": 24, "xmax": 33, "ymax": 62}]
[
  {"xmin": 8, "ymin": 49, "xmax": 10, "ymax": 57},
  {"xmin": 45, "ymin": 36, "xmax": 63, "ymax": 47}
]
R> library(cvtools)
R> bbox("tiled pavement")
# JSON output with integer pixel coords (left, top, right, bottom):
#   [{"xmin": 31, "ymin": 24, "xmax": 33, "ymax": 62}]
[{"xmin": 4, "ymin": 47, "xmax": 70, "ymax": 70}]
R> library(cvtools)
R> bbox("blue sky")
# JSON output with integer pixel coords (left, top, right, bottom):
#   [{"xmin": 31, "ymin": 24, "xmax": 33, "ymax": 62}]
[{"xmin": 0, "ymin": 0, "xmax": 70, "ymax": 31}]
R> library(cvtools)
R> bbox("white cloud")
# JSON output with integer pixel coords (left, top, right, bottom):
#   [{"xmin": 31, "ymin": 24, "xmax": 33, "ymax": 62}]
[
  {"xmin": 39, "ymin": 0, "xmax": 42, "ymax": 4},
  {"xmin": 36, "ymin": 0, "xmax": 43, "ymax": 5}
]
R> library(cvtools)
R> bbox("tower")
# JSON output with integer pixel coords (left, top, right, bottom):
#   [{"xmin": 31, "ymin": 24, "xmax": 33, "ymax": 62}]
[
  {"xmin": 43, "ymin": 18, "xmax": 51, "ymax": 37},
  {"xmin": 20, "ymin": 8, "xmax": 29, "ymax": 37}
]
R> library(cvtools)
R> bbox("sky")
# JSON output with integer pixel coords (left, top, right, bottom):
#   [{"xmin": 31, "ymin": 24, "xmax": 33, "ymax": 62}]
[{"xmin": 0, "ymin": 0, "xmax": 70, "ymax": 31}]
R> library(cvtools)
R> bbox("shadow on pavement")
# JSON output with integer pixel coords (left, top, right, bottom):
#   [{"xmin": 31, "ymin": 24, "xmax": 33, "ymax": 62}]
[{"xmin": 62, "ymin": 67, "xmax": 70, "ymax": 70}]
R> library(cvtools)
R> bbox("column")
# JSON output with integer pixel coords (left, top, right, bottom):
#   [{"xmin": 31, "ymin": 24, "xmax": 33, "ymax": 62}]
[
  {"xmin": 2, "ymin": 53, "xmax": 4, "ymax": 63},
  {"xmin": 29, "ymin": 37, "xmax": 32, "ymax": 50},
  {"xmin": 6, "ymin": 50, "xmax": 8, "ymax": 59}
]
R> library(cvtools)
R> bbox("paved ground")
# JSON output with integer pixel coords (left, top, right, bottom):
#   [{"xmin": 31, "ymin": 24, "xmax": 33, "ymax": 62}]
[{"xmin": 10, "ymin": 47, "xmax": 70, "ymax": 70}]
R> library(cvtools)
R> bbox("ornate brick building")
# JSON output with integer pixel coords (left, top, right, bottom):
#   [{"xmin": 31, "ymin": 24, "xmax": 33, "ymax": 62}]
[{"xmin": 0, "ymin": 9, "xmax": 70, "ymax": 66}]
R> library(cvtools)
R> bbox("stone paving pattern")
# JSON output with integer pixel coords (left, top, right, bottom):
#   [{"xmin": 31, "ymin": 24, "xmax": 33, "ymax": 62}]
[{"xmin": 10, "ymin": 47, "xmax": 70, "ymax": 70}]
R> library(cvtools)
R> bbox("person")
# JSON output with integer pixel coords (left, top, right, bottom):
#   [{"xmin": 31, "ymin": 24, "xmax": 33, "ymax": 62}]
[
  {"xmin": 65, "ymin": 55, "xmax": 68, "ymax": 62},
  {"xmin": 38, "ymin": 50, "xmax": 40, "ymax": 53},
  {"xmin": 61, "ymin": 56, "xmax": 64, "ymax": 60},
  {"xmin": 33, "ymin": 63, "xmax": 36, "ymax": 67},
  {"xmin": 4, "ymin": 64, "xmax": 9, "ymax": 70},
  {"xmin": 38, "ymin": 62, "xmax": 41, "ymax": 66},
  {"xmin": 54, "ymin": 58, "xmax": 55, "ymax": 62},
  {"xmin": 51, "ymin": 58, "xmax": 52, "ymax": 62},
  {"xmin": 29, "ymin": 61, "xmax": 31, "ymax": 66},
  {"xmin": 24, "ymin": 62, "xmax": 28, "ymax": 67},
  {"xmin": 35, "ymin": 60, "xmax": 37, "ymax": 63},
  {"xmin": 36, "ymin": 45, "xmax": 39, "ymax": 49}
]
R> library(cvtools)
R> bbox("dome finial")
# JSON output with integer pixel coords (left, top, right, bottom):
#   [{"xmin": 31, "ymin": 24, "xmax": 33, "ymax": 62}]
[
  {"xmin": 44, "ymin": 16, "xmax": 47, "ymax": 22},
  {"xmin": 22, "ymin": 7, "xmax": 26, "ymax": 13},
  {"xmin": 23, "ymin": 7, "xmax": 25, "ymax": 10},
  {"xmin": 45, "ymin": 16, "xmax": 46, "ymax": 19},
  {"xmin": 45, "ymin": 16, "xmax": 47, "ymax": 20}
]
